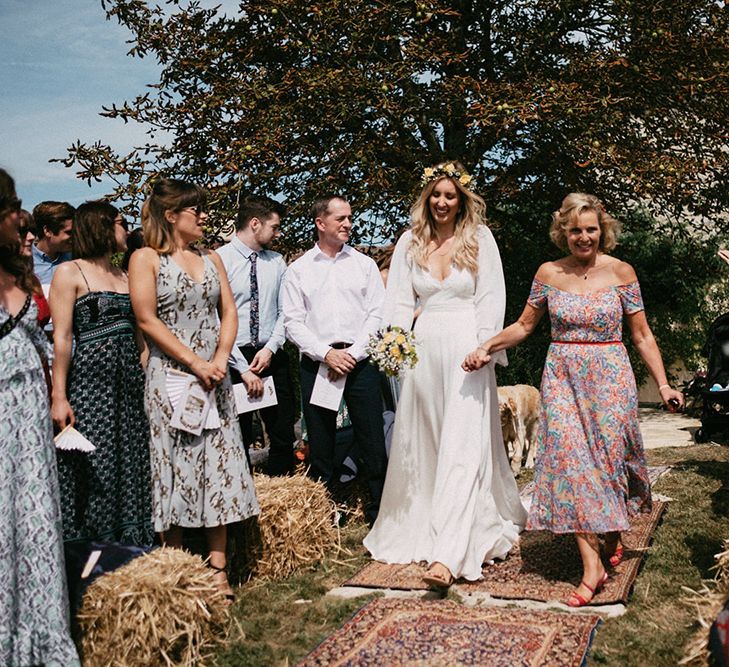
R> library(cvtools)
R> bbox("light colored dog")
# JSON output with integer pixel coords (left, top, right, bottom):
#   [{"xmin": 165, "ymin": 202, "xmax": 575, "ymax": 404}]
[{"xmin": 497, "ymin": 384, "xmax": 541, "ymax": 476}]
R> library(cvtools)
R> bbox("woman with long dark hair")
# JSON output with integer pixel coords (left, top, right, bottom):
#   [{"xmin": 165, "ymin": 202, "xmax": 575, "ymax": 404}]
[{"xmin": 0, "ymin": 168, "xmax": 79, "ymax": 665}]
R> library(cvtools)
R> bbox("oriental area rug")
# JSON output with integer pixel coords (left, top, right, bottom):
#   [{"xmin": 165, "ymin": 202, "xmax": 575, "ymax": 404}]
[
  {"xmin": 297, "ymin": 598, "xmax": 601, "ymax": 667},
  {"xmin": 344, "ymin": 502, "xmax": 666, "ymax": 605}
]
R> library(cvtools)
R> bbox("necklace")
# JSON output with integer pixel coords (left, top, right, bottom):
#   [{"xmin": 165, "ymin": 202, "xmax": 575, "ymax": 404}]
[{"xmin": 572, "ymin": 262, "xmax": 594, "ymax": 280}]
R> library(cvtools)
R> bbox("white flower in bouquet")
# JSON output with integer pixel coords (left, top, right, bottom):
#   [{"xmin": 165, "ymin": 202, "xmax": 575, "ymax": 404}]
[{"xmin": 366, "ymin": 326, "xmax": 418, "ymax": 377}]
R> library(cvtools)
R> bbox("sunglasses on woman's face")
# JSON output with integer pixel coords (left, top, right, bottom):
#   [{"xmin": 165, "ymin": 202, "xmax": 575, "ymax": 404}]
[{"xmin": 182, "ymin": 204, "xmax": 207, "ymax": 217}]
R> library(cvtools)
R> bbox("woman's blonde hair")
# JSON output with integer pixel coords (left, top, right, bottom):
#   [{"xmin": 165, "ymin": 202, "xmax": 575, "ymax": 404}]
[
  {"xmin": 549, "ymin": 192, "xmax": 621, "ymax": 252},
  {"xmin": 141, "ymin": 178, "xmax": 207, "ymax": 254},
  {"xmin": 409, "ymin": 161, "xmax": 487, "ymax": 276}
]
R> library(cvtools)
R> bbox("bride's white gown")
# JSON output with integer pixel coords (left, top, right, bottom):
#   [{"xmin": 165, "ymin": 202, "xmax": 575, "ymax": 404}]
[{"xmin": 363, "ymin": 227, "xmax": 527, "ymax": 581}]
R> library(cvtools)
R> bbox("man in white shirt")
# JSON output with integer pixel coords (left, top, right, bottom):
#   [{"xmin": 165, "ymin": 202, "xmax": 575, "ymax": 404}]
[
  {"xmin": 217, "ymin": 195, "xmax": 296, "ymax": 476},
  {"xmin": 282, "ymin": 195, "xmax": 387, "ymax": 524}
]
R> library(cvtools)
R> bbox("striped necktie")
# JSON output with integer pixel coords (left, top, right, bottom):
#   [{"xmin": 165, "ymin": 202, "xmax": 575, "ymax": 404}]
[{"xmin": 249, "ymin": 251, "xmax": 259, "ymax": 346}]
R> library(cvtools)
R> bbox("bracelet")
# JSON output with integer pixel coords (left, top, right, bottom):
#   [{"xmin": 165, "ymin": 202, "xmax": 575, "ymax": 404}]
[{"xmin": 658, "ymin": 384, "xmax": 671, "ymax": 391}]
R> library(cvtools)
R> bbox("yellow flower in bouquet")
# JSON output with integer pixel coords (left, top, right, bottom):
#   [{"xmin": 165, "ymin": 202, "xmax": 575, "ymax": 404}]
[{"xmin": 366, "ymin": 325, "xmax": 419, "ymax": 377}]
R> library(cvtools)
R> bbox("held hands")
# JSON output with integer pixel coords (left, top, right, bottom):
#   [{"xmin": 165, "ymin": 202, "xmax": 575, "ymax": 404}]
[
  {"xmin": 325, "ymin": 348, "xmax": 356, "ymax": 380},
  {"xmin": 190, "ymin": 356, "xmax": 226, "ymax": 391},
  {"xmin": 51, "ymin": 397, "xmax": 75, "ymax": 431},
  {"xmin": 241, "ymin": 370, "xmax": 264, "ymax": 398},
  {"xmin": 248, "ymin": 347, "xmax": 273, "ymax": 374},
  {"xmin": 462, "ymin": 346, "xmax": 492, "ymax": 373}
]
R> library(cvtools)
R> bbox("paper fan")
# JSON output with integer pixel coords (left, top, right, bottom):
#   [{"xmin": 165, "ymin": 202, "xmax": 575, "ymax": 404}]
[
  {"xmin": 54, "ymin": 425, "xmax": 97, "ymax": 453},
  {"xmin": 166, "ymin": 369, "xmax": 221, "ymax": 430}
]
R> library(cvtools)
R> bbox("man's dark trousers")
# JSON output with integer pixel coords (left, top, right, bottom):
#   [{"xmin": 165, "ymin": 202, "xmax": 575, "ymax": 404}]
[
  {"xmin": 300, "ymin": 354, "xmax": 387, "ymax": 525},
  {"xmin": 230, "ymin": 346, "xmax": 296, "ymax": 476}
]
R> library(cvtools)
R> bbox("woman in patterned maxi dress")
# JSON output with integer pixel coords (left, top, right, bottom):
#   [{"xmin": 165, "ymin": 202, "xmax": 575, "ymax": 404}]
[
  {"xmin": 129, "ymin": 179, "xmax": 259, "ymax": 602},
  {"xmin": 50, "ymin": 201, "xmax": 154, "ymax": 546},
  {"xmin": 464, "ymin": 193, "xmax": 683, "ymax": 606},
  {"xmin": 0, "ymin": 168, "xmax": 80, "ymax": 665}
]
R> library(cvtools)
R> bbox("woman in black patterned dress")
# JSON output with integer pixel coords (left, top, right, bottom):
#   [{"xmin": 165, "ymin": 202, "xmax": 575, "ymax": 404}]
[{"xmin": 50, "ymin": 200, "xmax": 153, "ymax": 546}]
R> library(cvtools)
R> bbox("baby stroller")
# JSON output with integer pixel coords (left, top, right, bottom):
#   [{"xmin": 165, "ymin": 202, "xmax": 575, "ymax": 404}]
[{"xmin": 695, "ymin": 312, "xmax": 729, "ymax": 443}]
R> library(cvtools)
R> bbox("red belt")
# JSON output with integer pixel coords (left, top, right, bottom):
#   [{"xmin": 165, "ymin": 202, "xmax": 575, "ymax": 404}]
[{"xmin": 552, "ymin": 340, "xmax": 621, "ymax": 345}]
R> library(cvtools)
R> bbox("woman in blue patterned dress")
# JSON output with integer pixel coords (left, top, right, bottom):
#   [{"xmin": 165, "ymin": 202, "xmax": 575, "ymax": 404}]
[
  {"xmin": 129, "ymin": 179, "xmax": 259, "ymax": 602},
  {"xmin": 464, "ymin": 193, "xmax": 683, "ymax": 606},
  {"xmin": 50, "ymin": 200, "xmax": 154, "ymax": 547},
  {"xmin": 0, "ymin": 169, "xmax": 80, "ymax": 665}
]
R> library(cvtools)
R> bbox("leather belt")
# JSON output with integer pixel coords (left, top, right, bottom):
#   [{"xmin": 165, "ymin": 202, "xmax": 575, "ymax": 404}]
[{"xmin": 330, "ymin": 341, "xmax": 353, "ymax": 350}]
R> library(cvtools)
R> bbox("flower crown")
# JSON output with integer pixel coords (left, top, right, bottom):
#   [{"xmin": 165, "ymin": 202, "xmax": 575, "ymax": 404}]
[{"xmin": 421, "ymin": 162, "xmax": 473, "ymax": 189}]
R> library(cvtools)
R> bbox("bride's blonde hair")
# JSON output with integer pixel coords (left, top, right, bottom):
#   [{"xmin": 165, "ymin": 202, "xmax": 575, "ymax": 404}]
[{"xmin": 409, "ymin": 161, "xmax": 487, "ymax": 276}]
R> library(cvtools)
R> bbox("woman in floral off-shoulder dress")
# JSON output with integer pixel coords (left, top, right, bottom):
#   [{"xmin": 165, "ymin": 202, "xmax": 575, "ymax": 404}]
[{"xmin": 464, "ymin": 192, "xmax": 683, "ymax": 607}]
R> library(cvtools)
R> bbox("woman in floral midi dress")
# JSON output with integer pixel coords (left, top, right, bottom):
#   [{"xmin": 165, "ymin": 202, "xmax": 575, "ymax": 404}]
[
  {"xmin": 129, "ymin": 179, "xmax": 259, "ymax": 602},
  {"xmin": 464, "ymin": 193, "xmax": 683, "ymax": 606}
]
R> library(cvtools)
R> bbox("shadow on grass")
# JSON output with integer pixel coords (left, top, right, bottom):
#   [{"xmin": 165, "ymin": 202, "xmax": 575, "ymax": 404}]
[
  {"xmin": 671, "ymin": 459, "xmax": 729, "ymax": 517},
  {"xmin": 685, "ymin": 532, "xmax": 726, "ymax": 577}
]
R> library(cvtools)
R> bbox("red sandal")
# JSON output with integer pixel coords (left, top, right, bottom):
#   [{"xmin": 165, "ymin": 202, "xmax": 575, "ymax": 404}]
[
  {"xmin": 608, "ymin": 545, "xmax": 624, "ymax": 567},
  {"xmin": 566, "ymin": 571, "xmax": 608, "ymax": 607}
]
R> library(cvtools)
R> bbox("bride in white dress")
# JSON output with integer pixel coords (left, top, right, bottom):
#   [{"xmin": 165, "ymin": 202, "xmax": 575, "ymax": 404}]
[{"xmin": 363, "ymin": 162, "xmax": 527, "ymax": 587}]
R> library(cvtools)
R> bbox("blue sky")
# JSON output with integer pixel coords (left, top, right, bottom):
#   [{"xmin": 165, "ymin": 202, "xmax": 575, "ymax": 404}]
[{"xmin": 0, "ymin": 0, "xmax": 237, "ymax": 211}]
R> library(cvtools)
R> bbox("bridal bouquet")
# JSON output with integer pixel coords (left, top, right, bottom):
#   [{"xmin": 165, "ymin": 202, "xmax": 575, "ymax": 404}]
[{"xmin": 366, "ymin": 326, "xmax": 418, "ymax": 377}]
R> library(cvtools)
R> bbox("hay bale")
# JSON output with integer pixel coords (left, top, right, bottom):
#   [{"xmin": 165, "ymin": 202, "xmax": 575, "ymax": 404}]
[
  {"xmin": 77, "ymin": 547, "xmax": 228, "ymax": 666},
  {"xmin": 234, "ymin": 472, "xmax": 338, "ymax": 580},
  {"xmin": 681, "ymin": 539, "xmax": 729, "ymax": 666}
]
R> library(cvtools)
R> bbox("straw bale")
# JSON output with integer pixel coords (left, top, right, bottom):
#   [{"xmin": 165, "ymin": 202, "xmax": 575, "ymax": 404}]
[
  {"xmin": 232, "ymin": 472, "xmax": 338, "ymax": 581},
  {"xmin": 77, "ymin": 547, "xmax": 228, "ymax": 666},
  {"xmin": 680, "ymin": 539, "xmax": 729, "ymax": 666}
]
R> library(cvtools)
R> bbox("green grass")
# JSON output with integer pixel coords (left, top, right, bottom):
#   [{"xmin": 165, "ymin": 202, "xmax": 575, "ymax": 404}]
[
  {"xmin": 589, "ymin": 444, "xmax": 729, "ymax": 665},
  {"xmin": 212, "ymin": 444, "xmax": 729, "ymax": 666}
]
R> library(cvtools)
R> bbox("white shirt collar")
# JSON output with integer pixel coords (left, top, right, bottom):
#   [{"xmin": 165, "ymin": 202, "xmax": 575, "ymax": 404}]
[{"xmin": 312, "ymin": 242, "xmax": 352, "ymax": 261}]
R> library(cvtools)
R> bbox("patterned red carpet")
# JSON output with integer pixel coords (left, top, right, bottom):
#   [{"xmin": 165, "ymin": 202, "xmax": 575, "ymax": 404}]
[
  {"xmin": 345, "ymin": 502, "xmax": 666, "ymax": 604},
  {"xmin": 297, "ymin": 598, "xmax": 601, "ymax": 666}
]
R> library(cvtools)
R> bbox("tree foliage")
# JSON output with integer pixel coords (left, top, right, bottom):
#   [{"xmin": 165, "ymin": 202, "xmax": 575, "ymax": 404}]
[
  {"xmin": 56, "ymin": 0, "xmax": 729, "ymax": 381},
  {"xmin": 58, "ymin": 0, "xmax": 727, "ymax": 248}
]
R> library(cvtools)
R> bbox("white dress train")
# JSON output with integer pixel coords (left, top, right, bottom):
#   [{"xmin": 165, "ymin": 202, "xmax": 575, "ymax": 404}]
[{"xmin": 363, "ymin": 227, "xmax": 527, "ymax": 581}]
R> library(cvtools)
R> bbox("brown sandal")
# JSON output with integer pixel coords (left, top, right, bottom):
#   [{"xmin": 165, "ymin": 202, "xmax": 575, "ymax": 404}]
[
  {"xmin": 209, "ymin": 563, "xmax": 235, "ymax": 604},
  {"xmin": 422, "ymin": 565, "xmax": 454, "ymax": 590}
]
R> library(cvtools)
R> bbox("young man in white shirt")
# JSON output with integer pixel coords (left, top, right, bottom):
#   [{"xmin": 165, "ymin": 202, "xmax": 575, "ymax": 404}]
[
  {"xmin": 217, "ymin": 195, "xmax": 297, "ymax": 476},
  {"xmin": 282, "ymin": 195, "xmax": 387, "ymax": 524}
]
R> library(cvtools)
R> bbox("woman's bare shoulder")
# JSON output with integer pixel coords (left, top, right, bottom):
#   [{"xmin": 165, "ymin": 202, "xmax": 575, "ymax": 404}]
[
  {"xmin": 611, "ymin": 258, "xmax": 638, "ymax": 283},
  {"xmin": 534, "ymin": 261, "xmax": 561, "ymax": 283},
  {"xmin": 128, "ymin": 247, "xmax": 160, "ymax": 272}
]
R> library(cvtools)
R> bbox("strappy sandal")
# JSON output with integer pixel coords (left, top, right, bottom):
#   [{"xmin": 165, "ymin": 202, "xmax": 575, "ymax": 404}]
[
  {"xmin": 566, "ymin": 571, "xmax": 608, "ymax": 607},
  {"xmin": 605, "ymin": 534, "xmax": 625, "ymax": 567},
  {"xmin": 422, "ymin": 565, "xmax": 455, "ymax": 590},
  {"xmin": 209, "ymin": 563, "xmax": 235, "ymax": 604},
  {"xmin": 608, "ymin": 545, "xmax": 624, "ymax": 567}
]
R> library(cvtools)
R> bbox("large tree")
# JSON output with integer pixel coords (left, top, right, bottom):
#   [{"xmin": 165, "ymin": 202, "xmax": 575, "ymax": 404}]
[{"xmin": 60, "ymin": 0, "xmax": 727, "ymax": 248}]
